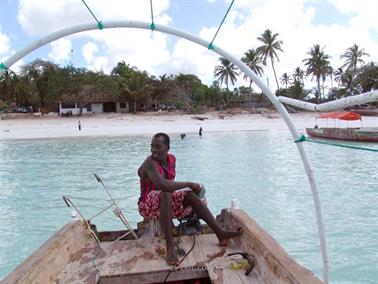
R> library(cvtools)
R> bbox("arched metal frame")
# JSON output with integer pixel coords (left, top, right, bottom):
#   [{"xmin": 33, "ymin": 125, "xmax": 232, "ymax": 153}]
[{"xmin": 1, "ymin": 21, "xmax": 329, "ymax": 283}]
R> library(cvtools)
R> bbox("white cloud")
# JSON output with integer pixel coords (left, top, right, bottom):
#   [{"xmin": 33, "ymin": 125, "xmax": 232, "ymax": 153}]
[
  {"xmin": 329, "ymin": 0, "xmax": 378, "ymax": 32},
  {"xmin": 17, "ymin": 0, "xmax": 172, "ymax": 75},
  {"xmin": 0, "ymin": 27, "xmax": 11, "ymax": 58},
  {"xmin": 48, "ymin": 38, "xmax": 72, "ymax": 63},
  {"xmin": 82, "ymin": 42, "xmax": 99, "ymax": 63},
  {"xmin": 15, "ymin": 0, "xmax": 378, "ymax": 91},
  {"xmin": 169, "ymin": 39, "xmax": 217, "ymax": 83},
  {"xmin": 169, "ymin": 0, "xmax": 378, "ymax": 90}
]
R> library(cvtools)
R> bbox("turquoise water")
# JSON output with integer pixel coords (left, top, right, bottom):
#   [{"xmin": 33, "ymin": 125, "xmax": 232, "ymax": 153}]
[{"xmin": 0, "ymin": 131, "xmax": 377, "ymax": 283}]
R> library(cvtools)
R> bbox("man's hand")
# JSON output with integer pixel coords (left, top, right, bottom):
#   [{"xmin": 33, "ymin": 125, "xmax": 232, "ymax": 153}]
[{"xmin": 189, "ymin": 182, "xmax": 202, "ymax": 194}]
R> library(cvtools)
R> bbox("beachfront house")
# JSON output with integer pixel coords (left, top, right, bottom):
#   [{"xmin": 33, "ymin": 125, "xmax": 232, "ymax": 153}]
[
  {"xmin": 58, "ymin": 91, "xmax": 129, "ymax": 115},
  {"xmin": 59, "ymin": 102, "xmax": 129, "ymax": 115}
]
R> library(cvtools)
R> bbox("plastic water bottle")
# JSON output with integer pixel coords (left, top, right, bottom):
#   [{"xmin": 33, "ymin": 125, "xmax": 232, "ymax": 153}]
[{"xmin": 231, "ymin": 198, "xmax": 240, "ymax": 209}]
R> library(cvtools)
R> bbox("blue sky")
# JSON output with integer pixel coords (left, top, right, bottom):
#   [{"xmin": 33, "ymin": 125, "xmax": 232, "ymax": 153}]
[{"xmin": 0, "ymin": 0, "xmax": 377, "ymax": 90}]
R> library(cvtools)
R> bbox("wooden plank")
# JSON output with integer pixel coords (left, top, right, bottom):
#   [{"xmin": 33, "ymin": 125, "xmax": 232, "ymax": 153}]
[
  {"xmin": 1, "ymin": 221, "xmax": 92, "ymax": 284},
  {"xmin": 194, "ymin": 234, "xmax": 258, "ymax": 284},
  {"xmin": 223, "ymin": 209, "xmax": 323, "ymax": 284}
]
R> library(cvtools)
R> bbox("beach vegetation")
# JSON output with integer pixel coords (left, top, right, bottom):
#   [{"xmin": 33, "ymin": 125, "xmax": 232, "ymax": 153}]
[
  {"xmin": 257, "ymin": 29, "xmax": 283, "ymax": 91},
  {"xmin": 0, "ymin": 38, "xmax": 376, "ymax": 115}
]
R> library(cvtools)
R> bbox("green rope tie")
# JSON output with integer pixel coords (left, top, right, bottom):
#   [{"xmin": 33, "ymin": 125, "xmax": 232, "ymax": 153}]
[
  {"xmin": 295, "ymin": 135, "xmax": 378, "ymax": 152},
  {"xmin": 295, "ymin": 134, "xmax": 306, "ymax": 143},
  {"xmin": 97, "ymin": 21, "xmax": 104, "ymax": 30},
  {"xmin": 0, "ymin": 62, "xmax": 7, "ymax": 69},
  {"xmin": 307, "ymin": 138, "xmax": 378, "ymax": 152},
  {"xmin": 150, "ymin": 0, "xmax": 155, "ymax": 31},
  {"xmin": 81, "ymin": 0, "xmax": 103, "ymax": 30},
  {"xmin": 208, "ymin": 43, "xmax": 214, "ymax": 50},
  {"xmin": 208, "ymin": 0, "xmax": 235, "ymax": 49}
]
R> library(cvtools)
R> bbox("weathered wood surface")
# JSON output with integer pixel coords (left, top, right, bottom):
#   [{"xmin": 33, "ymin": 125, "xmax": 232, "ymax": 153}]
[
  {"xmin": 2, "ymin": 209, "xmax": 323, "ymax": 284},
  {"xmin": 0, "ymin": 221, "xmax": 92, "ymax": 284},
  {"xmin": 222, "ymin": 209, "xmax": 323, "ymax": 284},
  {"xmin": 306, "ymin": 127, "xmax": 378, "ymax": 142}
]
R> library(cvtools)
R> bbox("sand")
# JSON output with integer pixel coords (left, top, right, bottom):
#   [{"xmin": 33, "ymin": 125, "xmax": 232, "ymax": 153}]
[{"xmin": 1, "ymin": 110, "xmax": 377, "ymax": 141}]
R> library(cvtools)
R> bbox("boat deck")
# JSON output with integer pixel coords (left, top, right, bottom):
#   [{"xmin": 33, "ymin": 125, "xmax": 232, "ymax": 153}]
[
  {"xmin": 56, "ymin": 233, "xmax": 259, "ymax": 284},
  {"xmin": 2, "ymin": 209, "xmax": 322, "ymax": 284}
]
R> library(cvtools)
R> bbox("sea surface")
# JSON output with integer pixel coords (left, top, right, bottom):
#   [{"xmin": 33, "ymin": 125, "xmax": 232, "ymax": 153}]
[{"xmin": 0, "ymin": 131, "xmax": 377, "ymax": 283}]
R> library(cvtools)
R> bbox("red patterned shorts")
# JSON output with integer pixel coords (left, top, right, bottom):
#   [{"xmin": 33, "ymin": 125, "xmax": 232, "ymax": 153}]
[{"xmin": 138, "ymin": 190, "xmax": 193, "ymax": 219}]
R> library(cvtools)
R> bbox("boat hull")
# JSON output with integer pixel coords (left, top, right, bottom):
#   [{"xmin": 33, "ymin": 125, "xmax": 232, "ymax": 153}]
[
  {"xmin": 1, "ymin": 210, "xmax": 322, "ymax": 284},
  {"xmin": 306, "ymin": 127, "xmax": 378, "ymax": 142}
]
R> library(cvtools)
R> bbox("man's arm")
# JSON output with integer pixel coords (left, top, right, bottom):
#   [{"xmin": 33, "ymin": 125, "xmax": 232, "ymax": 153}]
[{"xmin": 143, "ymin": 159, "xmax": 199, "ymax": 192}]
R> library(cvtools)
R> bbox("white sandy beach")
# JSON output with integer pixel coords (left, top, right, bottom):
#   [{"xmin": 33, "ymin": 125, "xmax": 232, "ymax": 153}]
[{"xmin": 1, "ymin": 111, "xmax": 377, "ymax": 140}]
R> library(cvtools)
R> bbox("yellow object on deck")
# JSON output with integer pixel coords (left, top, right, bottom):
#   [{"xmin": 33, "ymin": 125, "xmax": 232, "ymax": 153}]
[{"xmin": 231, "ymin": 259, "xmax": 249, "ymax": 270}]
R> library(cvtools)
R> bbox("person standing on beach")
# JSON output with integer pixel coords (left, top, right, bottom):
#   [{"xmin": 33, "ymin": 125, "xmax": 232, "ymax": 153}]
[
  {"xmin": 137, "ymin": 133, "xmax": 242, "ymax": 265},
  {"xmin": 78, "ymin": 120, "xmax": 81, "ymax": 131},
  {"xmin": 199, "ymin": 127, "xmax": 203, "ymax": 136}
]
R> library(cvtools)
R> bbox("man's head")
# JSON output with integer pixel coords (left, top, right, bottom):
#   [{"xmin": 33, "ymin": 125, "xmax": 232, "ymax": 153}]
[{"xmin": 151, "ymin": 133, "xmax": 170, "ymax": 162}]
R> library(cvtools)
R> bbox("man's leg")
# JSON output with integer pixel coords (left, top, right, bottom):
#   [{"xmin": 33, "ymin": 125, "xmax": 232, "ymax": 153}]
[
  {"xmin": 183, "ymin": 191, "xmax": 242, "ymax": 245},
  {"xmin": 160, "ymin": 191, "xmax": 179, "ymax": 265}
]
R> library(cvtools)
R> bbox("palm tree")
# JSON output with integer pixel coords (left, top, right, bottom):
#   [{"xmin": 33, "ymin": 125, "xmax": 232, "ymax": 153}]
[
  {"xmin": 151, "ymin": 74, "xmax": 175, "ymax": 108},
  {"xmin": 214, "ymin": 57, "xmax": 238, "ymax": 90},
  {"xmin": 21, "ymin": 59, "xmax": 59, "ymax": 110},
  {"xmin": 292, "ymin": 67, "xmax": 304, "ymax": 84},
  {"xmin": 241, "ymin": 49, "xmax": 263, "ymax": 88},
  {"xmin": 257, "ymin": 29, "xmax": 283, "ymax": 91},
  {"xmin": 341, "ymin": 44, "xmax": 369, "ymax": 73},
  {"xmin": 333, "ymin": 67, "xmax": 343, "ymax": 86},
  {"xmin": 303, "ymin": 44, "xmax": 331, "ymax": 103},
  {"xmin": 119, "ymin": 71, "xmax": 152, "ymax": 113},
  {"xmin": 280, "ymin": 73, "xmax": 291, "ymax": 88},
  {"xmin": 214, "ymin": 57, "xmax": 238, "ymax": 105}
]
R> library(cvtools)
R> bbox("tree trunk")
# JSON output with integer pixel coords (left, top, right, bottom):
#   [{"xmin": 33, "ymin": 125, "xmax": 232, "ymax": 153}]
[
  {"xmin": 226, "ymin": 81, "xmax": 229, "ymax": 107},
  {"xmin": 133, "ymin": 99, "xmax": 137, "ymax": 114},
  {"xmin": 79, "ymin": 102, "xmax": 83, "ymax": 116},
  {"xmin": 271, "ymin": 57, "xmax": 280, "ymax": 93},
  {"xmin": 316, "ymin": 77, "xmax": 321, "ymax": 104}
]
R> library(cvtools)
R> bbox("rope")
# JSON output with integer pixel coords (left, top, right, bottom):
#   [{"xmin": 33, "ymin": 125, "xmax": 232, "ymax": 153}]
[
  {"xmin": 208, "ymin": 0, "xmax": 235, "ymax": 50},
  {"xmin": 295, "ymin": 134, "xmax": 378, "ymax": 152},
  {"xmin": 81, "ymin": 0, "xmax": 104, "ymax": 30},
  {"xmin": 150, "ymin": 0, "xmax": 155, "ymax": 31},
  {"xmin": 163, "ymin": 235, "xmax": 196, "ymax": 282}
]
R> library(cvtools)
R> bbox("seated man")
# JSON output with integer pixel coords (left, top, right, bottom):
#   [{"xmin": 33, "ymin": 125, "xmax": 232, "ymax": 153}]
[{"xmin": 138, "ymin": 132, "xmax": 242, "ymax": 265}]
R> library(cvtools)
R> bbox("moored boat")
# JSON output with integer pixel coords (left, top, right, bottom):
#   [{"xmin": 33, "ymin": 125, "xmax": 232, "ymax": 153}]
[{"xmin": 306, "ymin": 112, "xmax": 378, "ymax": 142}]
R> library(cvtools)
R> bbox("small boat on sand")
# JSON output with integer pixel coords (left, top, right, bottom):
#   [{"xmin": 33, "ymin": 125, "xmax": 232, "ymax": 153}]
[
  {"xmin": 306, "ymin": 112, "xmax": 378, "ymax": 142},
  {"xmin": 1, "ymin": 209, "xmax": 321, "ymax": 284}
]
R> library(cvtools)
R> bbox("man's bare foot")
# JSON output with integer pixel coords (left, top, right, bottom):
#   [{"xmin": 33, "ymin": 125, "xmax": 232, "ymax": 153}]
[
  {"xmin": 217, "ymin": 227, "xmax": 243, "ymax": 246},
  {"xmin": 166, "ymin": 247, "xmax": 179, "ymax": 265}
]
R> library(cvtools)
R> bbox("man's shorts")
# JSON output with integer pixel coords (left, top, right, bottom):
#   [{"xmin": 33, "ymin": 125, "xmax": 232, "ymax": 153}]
[{"xmin": 138, "ymin": 190, "xmax": 193, "ymax": 219}]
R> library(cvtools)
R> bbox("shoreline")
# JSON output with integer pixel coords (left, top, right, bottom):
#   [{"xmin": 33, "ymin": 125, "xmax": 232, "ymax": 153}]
[{"xmin": 1, "ymin": 111, "xmax": 377, "ymax": 141}]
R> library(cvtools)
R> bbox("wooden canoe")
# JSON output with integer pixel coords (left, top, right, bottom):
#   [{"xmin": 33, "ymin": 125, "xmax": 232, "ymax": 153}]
[
  {"xmin": 1, "ymin": 209, "xmax": 322, "ymax": 284},
  {"xmin": 306, "ymin": 127, "xmax": 378, "ymax": 142}
]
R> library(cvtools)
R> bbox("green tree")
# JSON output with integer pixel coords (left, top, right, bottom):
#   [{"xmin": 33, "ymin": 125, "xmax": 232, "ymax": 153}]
[
  {"xmin": 111, "ymin": 61, "xmax": 137, "ymax": 78},
  {"xmin": 174, "ymin": 73, "xmax": 204, "ymax": 107},
  {"xmin": 0, "ymin": 70, "xmax": 36, "ymax": 109},
  {"xmin": 257, "ymin": 29, "xmax": 283, "ymax": 91},
  {"xmin": 21, "ymin": 59, "xmax": 59, "ymax": 111},
  {"xmin": 241, "ymin": 49, "xmax": 263, "ymax": 88},
  {"xmin": 119, "ymin": 70, "xmax": 152, "ymax": 113},
  {"xmin": 214, "ymin": 57, "xmax": 238, "ymax": 105},
  {"xmin": 303, "ymin": 44, "xmax": 331, "ymax": 103},
  {"xmin": 151, "ymin": 74, "xmax": 175, "ymax": 108},
  {"xmin": 341, "ymin": 44, "xmax": 370, "ymax": 73},
  {"xmin": 280, "ymin": 73, "xmax": 291, "ymax": 88},
  {"xmin": 292, "ymin": 67, "xmax": 304, "ymax": 84},
  {"xmin": 53, "ymin": 66, "xmax": 117, "ymax": 115},
  {"xmin": 355, "ymin": 62, "xmax": 378, "ymax": 93},
  {"xmin": 205, "ymin": 81, "xmax": 223, "ymax": 107}
]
